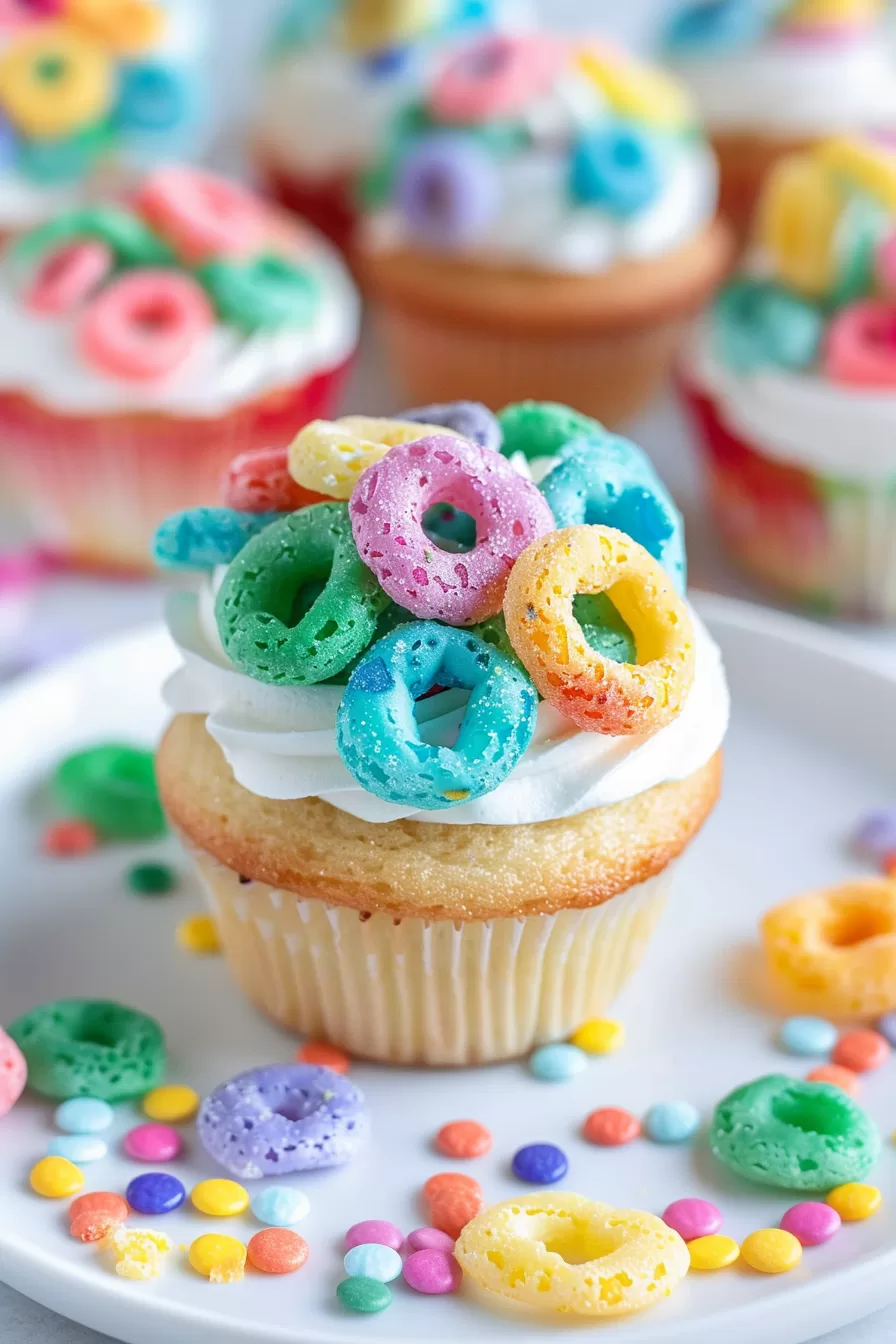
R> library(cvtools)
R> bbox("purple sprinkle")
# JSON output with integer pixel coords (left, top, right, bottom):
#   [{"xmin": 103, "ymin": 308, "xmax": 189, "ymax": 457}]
[
  {"xmin": 345, "ymin": 1220, "xmax": 403, "ymax": 1252},
  {"xmin": 852, "ymin": 809, "xmax": 896, "ymax": 863}
]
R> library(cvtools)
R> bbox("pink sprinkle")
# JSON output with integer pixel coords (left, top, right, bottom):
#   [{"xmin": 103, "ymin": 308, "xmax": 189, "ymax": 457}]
[
  {"xmin": 344, "ymin": 1219, "xmax": 403, "ymax": 1252},
  {"xmin": 406, "ymin": 1227, "xmax": 455, "ymax": 1253},
  {"xmin": 661, "ymin": 1198, "xmax": 722, "ymax": 1242},
  {"xmin": 403, "ymin": 1248, "xmax": 462, "ymax": 1294},
  {"xmin": 780, "ymin": 1201, "xmax": 841, "ymax": 1246},
  {"xmin": 123, "ymin": 1123, "xmax": 182, "ymax": 1163}
]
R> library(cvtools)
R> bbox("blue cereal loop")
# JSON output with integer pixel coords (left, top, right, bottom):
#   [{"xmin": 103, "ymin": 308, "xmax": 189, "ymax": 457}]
[
  {"xmin": 664, "ymin": 0, "xmax": 768, "ymax": 54},
  {"xmin": 336, "ymin": 621, "xmax": 538, "ymax": 811},
  {"xmin": 712, "ymin": 278, "xmax": 823, "ymax": 374},
  {"xmin": 540, "ymin": 435, "xmax": 687, "ymax": 594},
  {"xmin": 570, "ymin": 121, "xmax": 662, "ymax": 218},
  {"xmin": 152, "ymin": 507, "xmax": 282, "ymax": 570},
  {"xmin": 116, "ymin": 61, "xmax": 191, "ymax": 134}
]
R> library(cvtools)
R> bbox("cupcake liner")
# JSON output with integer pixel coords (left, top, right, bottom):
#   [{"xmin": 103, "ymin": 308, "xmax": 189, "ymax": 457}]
[
  {"xmin": 0, "ymin": 360, "xmax": 351, "ymax": 573},
  {"xmin": 683, "ymin": 380, "xmax": 896, "ymax": 618},
  {"xmin": 188, "ymin": 842, "xmax": 673, "ymax": 1066},
  {"xmin": 257, "ymin": 150, "xmax": 358, "ymax": 256}
]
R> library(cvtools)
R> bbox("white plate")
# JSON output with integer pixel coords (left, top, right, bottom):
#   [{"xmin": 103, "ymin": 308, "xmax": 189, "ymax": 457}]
[{"xmin": 0, "ymin": 594, "xmax": 894, "ymax": 1344}]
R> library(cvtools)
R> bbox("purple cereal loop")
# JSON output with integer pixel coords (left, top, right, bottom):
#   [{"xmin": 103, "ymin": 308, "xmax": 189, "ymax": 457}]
[{"xmin": 398, "ymin": 401, "xmax": 502, "ymax": 454}]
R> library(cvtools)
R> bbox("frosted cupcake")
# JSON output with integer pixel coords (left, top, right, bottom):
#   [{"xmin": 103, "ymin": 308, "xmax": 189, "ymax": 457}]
[
  {"xmin": 0, "ymin": 163, "xmax": 359, "ymax": 571},
  {"xmin": 684, "ymin": 136, "xmax": 896, "ymax": 618},
  {"xmin": 254, "ymin": 0, "xmax": 527, "ymax": 252},
  {"xmin": 0, "ymin": 0, "xmax": 211, "ymax": 237},
  {"xmin": 356, "ymin": 34, "xmax": 732, "ymax": 425},
  {"xmin": 155, "ymin": 401, "xmax": 728, "ymax": 1065},
  {"xmin": 663, "ymin": 0, "xmax": 896, "ymax": 238}
]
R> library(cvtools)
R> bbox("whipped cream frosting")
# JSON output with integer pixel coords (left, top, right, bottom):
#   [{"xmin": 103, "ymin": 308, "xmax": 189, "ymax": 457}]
[
  {"xmin": 672, "ymin": 32, "xmax": 896, "ymax": 137},
  {"xmin": 163, "ymin": 581, "xmax": 729, "ymax": 828}
]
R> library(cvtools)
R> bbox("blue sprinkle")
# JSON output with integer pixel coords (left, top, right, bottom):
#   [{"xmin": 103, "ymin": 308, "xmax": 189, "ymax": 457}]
[
  {"xmin": 54, "ymin": 1096, "xmax": 114, "ymax": 1134},
  {"xmin": 48, "ymin": 1134, "xmax": 107, "ymax": 1164},
  {"xmin": 251, "ymin": 1185, "xmax": 310, "ymax": 1226},
  {"xmin": 778, "ymin": 1015, "xmax": 838, "ymax": 1057},
  {"xmin": 643, "ymin": 1101, "xmax": 700, "ymax": 1144},
  {"xmin": 528, "ymin": 1043, "xmax": 588, "ymax": 1083},
  {"xmin": 511, "ymin": 1142, "xmax": 568, "ymax": 1185},
  {"xmin": 343, "ymin": 1243, "xmax": 403, "ymax": 1282},
  {"xmin": 126, "ymin": 1172, "xmax": 186, "ymax": 1215}
]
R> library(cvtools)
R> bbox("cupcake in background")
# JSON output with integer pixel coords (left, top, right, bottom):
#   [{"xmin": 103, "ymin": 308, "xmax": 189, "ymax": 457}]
[
  {"xmin": 683, "ymin": 136, "xmax": 896, "ymax": 618},
  {"xmin": 0, "ymin": 164, "xmax": 359, "ymax": 571},
  {"xmin": 254, "ymin": 0, "xmax": 528, "ymax": 253},
  {"xmin": 662, "ymin": 0, "xmax": 896, "ymax": 239},
  {"xmin": 356, "ymin": 34, "xmax": 732, "ymax": 425},
  {"xmin": 0, "ymin": 0, "xmax": 212, "ymax": 237}
]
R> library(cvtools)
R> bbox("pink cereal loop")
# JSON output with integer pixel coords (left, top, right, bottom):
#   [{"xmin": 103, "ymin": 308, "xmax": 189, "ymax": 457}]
[
  {"xmin": 824, "ymin": 300, "xmax": 896, "ymax": 387},
  {"xmin": 350, "ymin": 433, "xmax": 555, "ymax": 626},
  {"xmin": 79, "ymin": 268, "xmax": 213, "ymax": 381},
  {"xmin": 431, "ymin": 34, "xmax": 568, "ymax": 125},
  {"xmin": 26, "ymin": 240, "xmax": 113, "ymax": 315},
  {"xmin": 135, "ymin": 165, "xmax": 267, "ymax": 263},
  {"xmin": 0, "ymin": 1026, "xmax": 26, "ymax": 1118}
]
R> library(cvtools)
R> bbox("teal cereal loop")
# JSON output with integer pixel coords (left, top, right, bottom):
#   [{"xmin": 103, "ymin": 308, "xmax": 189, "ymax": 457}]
[
  {"xmin": 497, "ymin": 400, "xmax": 605, "ymax": 462},
  {"xmin": 54, "ymin": 743, "xmax": 165, "ymax": 839},
  {"xmin": 539, "ymin": 434, "xmax": 686, "ymax": 594},
  {"xmin": 710, "ymin": 1074, "xmax": 881, "ymax": 1192},
  {"xmin": 831, "ymin": 194, "xmax": 889, "ymax": 308},
  {"xmin": 336, "ymin": 621, "xmax": 538, "ymax": 811},
  {"xmin": 216, "ymin": 502, "xmax": 390, "ymax": 686},
  {"xmin": 712, "ymin": 278, "xmax": 823, "ymax": 374},
  {"xmin": 152, "ymin": 507, "xmax": 282, "ymax": 570},
  {"xmin": 12, "ymin": 205, "xmax": 173, "ymax": 272},
  {"xmin": 7, "ymin": 999, "xmax": 166, "ymax": 1102},
  {"xmin": 198, "ymin": 253, "xmax": 320, "ymax": 332}
]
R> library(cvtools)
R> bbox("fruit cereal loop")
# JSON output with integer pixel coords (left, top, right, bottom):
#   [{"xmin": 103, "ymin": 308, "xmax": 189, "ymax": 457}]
[
  {"xmin": 351, "ymin": 435, "xmax": 554, "ymax": 625},
  {"xmin": 504, "ymin": 525, "xmax": 695, "ymax": 735},
  {"xmin": 79, "ymin": 269, "xmax": 214, "ymax": 382},
  {"xmin": 0, "ymin": 1026, "xmax": 26, "ymax": 1117},
  {"xmin": 456, "ymin": 1193, "xmax": 689, "ymax": 1317},
  {"xmin": 399, "ymin": 401, "xmax": 501, "ymax": 454},
  {"xmin": 7, "ymin": 999, "xmax": 165, "ymax": 1101},
  {"xmin": 135, "ymin": 165, "xmax": 267, "ymax": 264},
  {"xmin": 431, "ymin": 34, "xmax": 566, "ymax": 124},
  {"xmin": 760, "ymin": 879, "xmax": 896, "ymax": 1017},
  {"xmin": 288, "ymin": 416, "xmax": 463, "ymax": 502},
  {"xmin": 221, "ymin": 446, "xmax": 326, "ymax": 514}
]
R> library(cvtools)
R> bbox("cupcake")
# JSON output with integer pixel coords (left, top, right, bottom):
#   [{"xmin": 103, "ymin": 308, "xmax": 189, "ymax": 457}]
[
  {"xmin": 155, "ymin": 401, "xmax": 728, "ymax": 1065},
  {"xmin": 253, "ymin": 0, "xmax": 527, "ymax": 253},
  {"xmin": 663, "ymin": 0, "xmax": 896, "ymax": 239},
  {"xmin": 0, "ymin": 0, "xmax": 211, "ymax": 238},
  {"xmin": 355, "ymin": 33, "xmax": 732, "ymax": 425},
  {"xmin": 684, "ymin": 135, "xmax": 896, "ymax": 618},
  {"xmin": 0, "ymin": 163, "xmax": 360, "ymax": 571}
]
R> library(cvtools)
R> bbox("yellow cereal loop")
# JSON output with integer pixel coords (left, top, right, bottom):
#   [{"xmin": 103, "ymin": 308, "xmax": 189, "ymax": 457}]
[
  {"xmin": 577, "ymin": 48, "xmax": 694, "ymax": 130},
  {"xmin": 66, "ymin": 0, "xmax": 165, "ymax": 53},
  {"xmin": 760, "ymin": 878, "xmax": 896, "ymax": 1017},
  {"xmin": 503, "ymin": 525, "xmax": 695, "ymax": 736},
  {"xmin": 342, "ymin": 0, "xmax": 435, "ymax": 51},
  {"xmin": 456, "ymin": 1193, "xmax": 689, "ymax": 1317},
  {"xmin": 826, "ymin": 1182, "xmax": 882, "ymax": 1221},
  {"xmin": 192, "ymin": 1178, "xmax": 250, "ymax": 1217},
  {"xmin": 189, "ymin": 1233, "xmax": 247, "ymax": 1283},
  {"xmin": 30, "ymin": 1156, "xmax": 84, "ymax": 1198},
  {"xmin": 108, "ymin": 1227, "xmax": 172, "ymax": 1281},
  {"xmin": 143, "ymin": 1084, "xmax": 200, "ymax": 1123},
  {"xmin": 688, "ymin": 1235, "xmax": 740, "ymax": 1270},
  {"xmin": 570, "ymin": 1019, "xmax": 625, "ymax": 1055},
  {"xmin": 0, "ymin": 23, "xmax": 113, "ymax": 139},
  {"xmin": 288, "ymin": 415, "xmax": 461, "ymax": 500},
  {"xmin": 176, "ymin": 914, "xmax": 221, "ymax": 954},
  {"xmin": 784, "ymin": 0, "xmax": 881, "ymax": 27},
  {"xmin": 756, "ymin": 150, "xmax": 843, "ymax": 297},
  {"xmin": 816, "ymin": 136, "xmax": 896, "ymax": 211},
  {"xmin": 740, "ymin": 1229, "xmax": 802, "ymax": 1274}
]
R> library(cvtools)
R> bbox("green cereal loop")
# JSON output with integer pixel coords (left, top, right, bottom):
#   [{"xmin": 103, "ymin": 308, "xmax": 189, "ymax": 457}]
[
  {"xmin": 216, "ymin": 502, "xmax": 390, "ymax": 686},
  {"xmin": 497, "ymin": 401, "xmax": 608, "ymax": 462},
  {"xmin": 7, "ymin": 999, "xmax": 166, "ymax": 1101},
  {"xmin": 12, "ymin": 205, "xmax": 174, "ymax": 271},
  {"xmin": 710, "ymin": 1074, "xmax": 881, "ymax": 1191},
  {"xmin": 54, "ymin": 744, "xmax": 165, "ymax": 839},
  {"xmin": 198, "ymin": 253, "xmax": 320, "ymax": 332}
]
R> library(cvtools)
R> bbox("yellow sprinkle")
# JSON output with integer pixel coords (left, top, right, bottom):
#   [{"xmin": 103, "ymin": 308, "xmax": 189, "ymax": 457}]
[
  {"xmin": 688, "ymin": 1235, "xmax": 740, "ymax": 1271},
  {"xmin": 569, "ymin": 1018, "xmax": 625, "ymax": 1055},
  {"xmin": 442, "ymin": 790, "xmax": 470, "ymax": 802},
  {"xmin": 826, "ymin": 1182, "xmax": 882, "ymax": 1221},
  {"xmin": 191, "ymin": 1178, "xmax": 250, "ymax": 1218},
  {"xmin": 30, "ymin": 1156, "xmax": 84, "ymax": 1199},
  {"xmin": 740, "ymin": 1228, "xmax": 802, "ymax": 1274},
  {"xmin": 142, "ymin": 1083, "xmax": 200, "ymax": 1124},
  {"xmin": 108, "ymin": 1227, "xmax": 172, "ymax": 1281},
  {"xmin": 189, "ymin": 1233, "xmax": 247, "ymax": 1283},
  {"xmin": 176, "ymin": 914, "xmax": 221, "ymax": 955}
]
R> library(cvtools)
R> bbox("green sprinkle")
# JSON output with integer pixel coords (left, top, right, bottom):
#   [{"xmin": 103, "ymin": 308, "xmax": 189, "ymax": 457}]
[
  {"xmin": 337, "ymin": 1276, "xmax": 392, "ymax": 1314},
  {"xmin": 127, "ymin": 862, "xmax": 177, "ymax": 896}
]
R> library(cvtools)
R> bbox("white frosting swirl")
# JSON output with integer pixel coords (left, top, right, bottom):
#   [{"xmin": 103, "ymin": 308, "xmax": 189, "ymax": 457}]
[{"xmin": 163, "ymin": 583, "xmax": 729, "ymax": 828}]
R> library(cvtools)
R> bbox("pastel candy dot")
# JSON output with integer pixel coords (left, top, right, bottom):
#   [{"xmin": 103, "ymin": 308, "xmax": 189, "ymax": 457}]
[
  {"xmin": 126, "ymin": 1172, "xmax": 186, "ymax": 1215},
  {"xmin": 583, "ymin": 1106, "xmax": 640, "ymax": 1146},
  {"xmin": 852, "ymin": 809, "xmax": 896, "ymax": 861},
  {"xmin": 528, "ymin": 1043, "xmax": 588, "ymax": 1082},
  {"xmin": 176, "ymin": 914, "xmax": 221, "ymax": 954},
  {"xmin": 192, "ymin": 1178, "xmax": 249, "ymax": 1217},
  {"xmin": 406, "ymin": 1227, "xmax": 455, "ymax": 1253},
  {"xmin": 143, "ymin": 1083, "xmax": 200, "ymax": 1123},
  {"xmin": 247, "ymin": 1227, "xmax": 309, "ymax": 1275},
  {"xmin": 644, "ymin": 1101, "xmax": 700, "ymax": 1143},
  {"xmin": 189, "ymin": 1233, "xmax": 247, "ymax": 1284},
  {"xmin": 740, "ymin": 1228, "xmax": 802, "ymax": 1274},
  {"xmin": 876, "ymin": 1011, "xmax": 896, "ymax": 1047},
  {"xmin": 779, "ymin": 1016, "xmax": 838, "ymax": 1056},
  {"xmin": 47, "ymin": 1134, "xmax": 107, "ymax": 1164},
  {"xmin": 662, "ymin": 1198, "xmax": 722, "ymax": 1241},
  {"xmin": 806, "ymin": 1063, "xmax": 859, "ymax": 1096},
  {"xmin": 511, "ymin": 1142, "xmax": 568, "ymax": 1184},
  {"xmin": 69, "ymin": 1191, "xmax": 129, "ymax": 1243},
  {"xmin": 54, "ymin": 1097, "xmax": 114, "ymax": 1133},
  {"xmin": 832, "ymin": 1030, "xmax": 890, "ymax": 1073},
  {"xmin": 123, "ymin": 1123, "xmax": 182, "ymax": 1162},
  {"xmin": 436, "ymin": 1119, "xmax": 492, "ymax": 1158},
  {"xmin": 252, "ymin": 1186, "xmax": 310, "ymax": 1227},
  {"xmin": 30, "ymin": 1156, "xmax": 84, "ymax": 1198},
  {"xmin": 337, "ymin": 1276, "xmax": 392, "ymax": 1313},
  {"xmin": 403, "ymin": 1248, "xmax": 462, "ymax": 1294},
  {"xmin": 780, "ymin": 1201, "xmax": 841, "ymax": 1245},
  {"xmin": 127, "ymin": 861, "xmax": 177, "ymax": 895},
  {"xmin": 826, "ymin": 1183, "xmax": 883, "ymax": 1221},
  {"xmin": 569, "ymin": 1018, "xmax": 625, "ymax": 1054},
  {"xmin": 345, "ymin": 1219, "xmax": 403, "ymax": 1251},
  {"xmin": 688, "ymin": 1234, "xmax": 740, "ymax": 1270},
  {"xmin": 343, "ymin": 1242, "xmax": 403, "ymax": 1282}
]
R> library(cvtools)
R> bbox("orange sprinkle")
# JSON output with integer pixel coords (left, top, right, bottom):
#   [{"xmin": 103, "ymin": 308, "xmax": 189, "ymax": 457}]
[
  {"xmin": 69, "ymin": 1190, "xmax": 128, "ymax": 1243},
  {"xmin": 807, "ymin": 1064, "xmax": 860, "ymax": 1097},
  {"xmin": 247, "ymin": 1228, "xmax": 309, "ymax": 1275},
  {"xmin": 832, "ymin": 1030, "xmax": 890, "ymax": 1074},
  {"xmin": 42, "ymin": 819, "xmax": 99, "ymax": 857},
  {"xmin": 436, "ymin": 1120, "xmax": 492, "ymax": 1160},
  {"xmin": 583, "ymin": 1106, "xmax": 641, "ymax": 1147},
  {"xmin": 423, "ymin": 1172, "xmax": 482, "ymax": 1205},
  {"xmin": 295, "ymin": 1041, "xmax": 350, "ymax": 1074},
  {"xmin": 428, "ymin": 1188, "xmax": 483, "ymax": 1239}
]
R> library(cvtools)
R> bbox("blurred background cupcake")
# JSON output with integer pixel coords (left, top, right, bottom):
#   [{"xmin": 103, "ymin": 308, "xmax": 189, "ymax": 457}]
[
  {"xmin": 356, "ymin": 31, "xmax": 732, "ymax": 424},
  {"xmin": 0, "ymin": 163, "xmax": 359, "ymax": 571},
  {"xmin": 0, "ymin": 0, "xmax": 212, "ymax": 238},
  {"xmin": 683, "ymin": 135, "xmax": 896, "ymax": 619},
  {"xmin": 662, "ymin": 0, "xmax": 896, "ymax": 241},
  {"xmin": 253, "ymin": 0, "xmax": 529, "ymax": 254}
]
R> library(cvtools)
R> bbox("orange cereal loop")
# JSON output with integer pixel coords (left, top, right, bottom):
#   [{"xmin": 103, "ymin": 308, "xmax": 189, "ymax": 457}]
[
  {"xmin": 435, "ymin": 1120, "xmax": 493, "ymax": 1159},
  {"xmin": 296, "ymin": 1041, "xmax": 350, "ymax": 1074},
  {"xmin": 67, "ymin": 0, "xmax": 165, "ymax": 54},
  {"xmin": 832, "ymin": 1030, "xmax": 890, "ymax": 1073},
  {"xmin": 503, "ymin": 525, "xmax": 695, "ymax": 735},
  {"xmin": 429, "ymin": 1188, "xmax": 484, "ymax": 1239},
  {"xmin": 760, "ymin": 879, "xmax": 896, "ymax": 1017},
  {"xmin": 423, "ymin": 1172, "xmax": 482, "ymax": 1205},
  {"xmin": 806, "ymin": 1064, "xmax": 860, "ymax": 1097}
]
